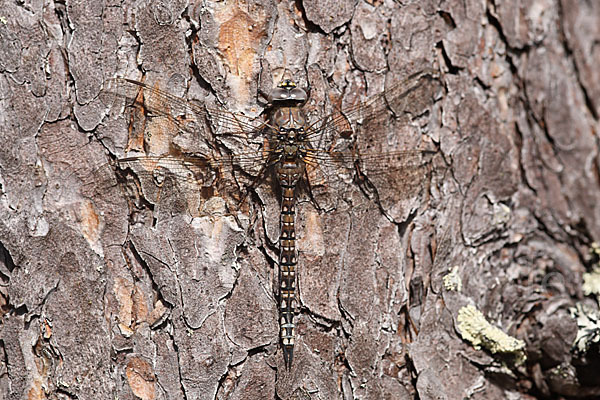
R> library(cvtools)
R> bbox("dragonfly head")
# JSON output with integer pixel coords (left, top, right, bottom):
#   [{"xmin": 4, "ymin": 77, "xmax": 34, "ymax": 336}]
[{"xmin": 269, "ymin": 80, "xmax": 307, "ymax": 104}]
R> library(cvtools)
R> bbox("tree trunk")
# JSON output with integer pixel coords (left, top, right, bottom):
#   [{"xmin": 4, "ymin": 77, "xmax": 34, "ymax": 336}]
[{"xmin": 1, "ymin": 0, "xmax": 599, "ymax": 399}]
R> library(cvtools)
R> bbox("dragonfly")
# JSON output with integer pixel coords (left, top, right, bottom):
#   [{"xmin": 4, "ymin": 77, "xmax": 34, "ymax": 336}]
[{"xmin": 99, "ymin": 69, "xmax": 443, "ymax": 369}]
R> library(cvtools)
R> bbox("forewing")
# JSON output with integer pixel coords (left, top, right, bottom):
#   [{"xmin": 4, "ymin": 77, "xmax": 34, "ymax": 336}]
[
  {"xmin": 304, "ymin": 69, "xmax": 443, "ymax": 218},
  {"xmin": 304, "ymin": 69, "xmax": 443, "ymax": 146},
  {"xmin": 101, "ymin": 78, "xmax": 269, "ymax": 157},
  {"xmin": 99, "ymin": 78, "xmax": 273, "ymax": 217}
]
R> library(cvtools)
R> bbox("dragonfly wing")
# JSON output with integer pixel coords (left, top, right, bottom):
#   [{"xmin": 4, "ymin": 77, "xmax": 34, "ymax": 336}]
[
  {"xmin": 303, "ymin": 69, "xmax": 443, "ymax": 218},
  {"xmin": 99, "ymin": 78, "xmax": 275, "ymax": 217},
  {"xmin": 304, "ymin": 148, "xmax": 434, "ymax": 222},
  {"xmin": 306, "ymin": 148, "xmax": 434, "ymax": 202},
  {"xmin": 305, "ymin": 69, "xmax": 443, "ymax": 145},
  {"xmin": 101, "ymin": 78, "xmax": 266, "ymax": 156},
  {"xmin": 106, "ymin": 153, "xmax": 264, "ymax": 218}
]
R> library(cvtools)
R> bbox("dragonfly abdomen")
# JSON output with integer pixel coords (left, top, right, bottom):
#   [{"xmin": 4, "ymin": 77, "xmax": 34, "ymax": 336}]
[{"xmin": 277, "ymin": 162, "xmax": 301, "ymax": 369}]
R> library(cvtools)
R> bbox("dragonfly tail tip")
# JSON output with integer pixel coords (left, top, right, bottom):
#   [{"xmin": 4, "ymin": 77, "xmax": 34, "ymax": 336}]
[{"xmin": 283, "ymin": 345, "xmax": 294, "ymax": 370}]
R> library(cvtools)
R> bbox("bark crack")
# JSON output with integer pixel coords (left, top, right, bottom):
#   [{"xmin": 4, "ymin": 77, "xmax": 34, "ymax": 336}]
[{"xmin": 556, "ymin": 0, "xmax": 599, "ymax": 121}]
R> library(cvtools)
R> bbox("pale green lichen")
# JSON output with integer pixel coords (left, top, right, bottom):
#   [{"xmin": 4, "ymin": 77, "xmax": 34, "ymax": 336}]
[
  {"xmin": 569, "ymin": 303, "xmax": 600, "ymax": 353},
  {"xmin": 457, "ymin": 305, "xmax": 526, "ymax": 365},
  {"xmin": 582, "ymin": 266, "xmax": 600, "ymax": 298},
  {"xmin": 568, "ymin": 243, "xmax": 600, "ymax": 353},
  {"xmin": 0, "ymin": 16, "xmax": 7, "ymax": 24},
  {"xmin": 591, "ymin": 242, "xmax": 600, "ymax": 256},
  {"xmin": 583, "ymin": 243, "xmax": 600, "ymax": 301},
  {"xmin": 443, "ymin": 266, "xmax": 462, "ymax": 292},
  {"xmin": 492, "ymin": 202, "xmax": 511, "ymax": 225}
]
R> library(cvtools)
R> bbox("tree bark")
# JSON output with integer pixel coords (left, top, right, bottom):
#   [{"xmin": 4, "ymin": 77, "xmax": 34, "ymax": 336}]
[{"xmin": 1, "ymin": 0, "xmax": 599, "ymax": 399}]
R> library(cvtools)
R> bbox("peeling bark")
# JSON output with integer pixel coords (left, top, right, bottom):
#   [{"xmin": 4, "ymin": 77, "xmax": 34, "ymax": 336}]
[{"xmin": 1, "ymin": 0, "xmax": 599, "ymax": 399}]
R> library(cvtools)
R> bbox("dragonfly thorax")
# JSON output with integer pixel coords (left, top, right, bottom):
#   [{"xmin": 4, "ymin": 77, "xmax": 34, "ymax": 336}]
[{"xmin": 271, "ymin": 107, "xmax": 308, "ymax": 158}]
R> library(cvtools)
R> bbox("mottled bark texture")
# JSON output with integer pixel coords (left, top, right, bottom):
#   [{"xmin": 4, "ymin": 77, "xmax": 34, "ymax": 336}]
[{"xmin": 1, "ymin": 0, "xmax": 599, "ymax": 399}]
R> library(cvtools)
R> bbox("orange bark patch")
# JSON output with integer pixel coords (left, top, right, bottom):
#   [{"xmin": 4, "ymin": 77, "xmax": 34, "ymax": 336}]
[
  {"xmin": 218, "ymin": 10, "xmax": 265, "ymax": 78},
  {"xmin": 114, "ymin": 277, "xmax": 152, "ymax": 334},
  {"xmin": 79, "ymin": 200, "xmax": 103, "ymax": 255},
  {"xmin": 114, "ymin": 277, "xmax": 134, "ymax": 335},
  {"xmin": 42, "ymin": 318, "xmax": 52, "ymax": 339},
  {"xmin": 27, "ymin": 378, "xmax": 44, "ymax": 400},
  {"xmin": 125, "ymin": 83, "xmax": 147, "ymax": 153},
  {"xmin": 125, "ymin": 80, "xmax": 174, "ymax": 156},
  {"xmin": 132, "ymin": 284, "xmax": 149, "ymax": 324},
  {"xmin": 79, "ymin": 200, "xmax": 100, "ymax": 242},
  {"xmin": 126, "ymin": 357, "xmax": 156, "ymax": 400},
  {"xmin": 300, "ymin": 209, "xmax": 325, "ymax": 256},
  {"xmin": 149, "ymin": 299, "xmax": 167, "ymax": 326}
]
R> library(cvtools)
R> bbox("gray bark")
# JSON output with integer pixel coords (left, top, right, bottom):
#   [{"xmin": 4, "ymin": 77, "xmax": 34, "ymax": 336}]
[{"xmin": 1, "ymin": 0, "xmax": 599, "ymax": 399}]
